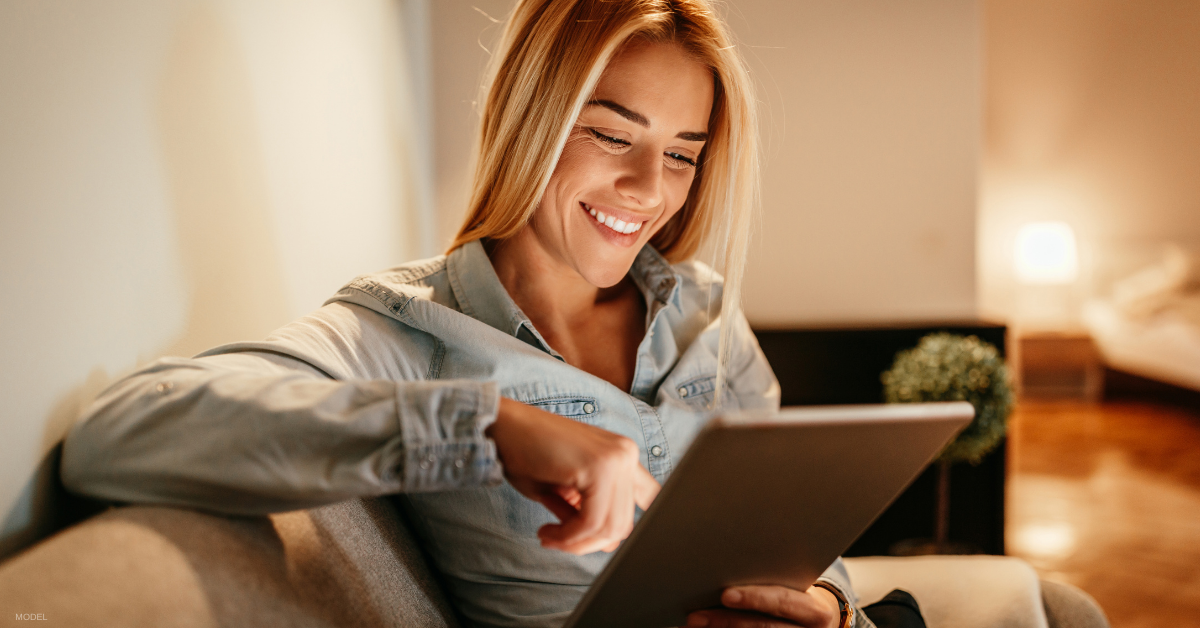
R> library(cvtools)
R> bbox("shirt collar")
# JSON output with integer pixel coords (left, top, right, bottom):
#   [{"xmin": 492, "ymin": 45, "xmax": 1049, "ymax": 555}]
[
  {"xmin": 446, "ymin": 239, "xmax": 681, "ymax": 355},
  {"xmin": 628, "ymin": 244, "xmax": 681, "ymax": 311},
  {"xmin": 446, "ymin": 239, "xmax": 533, "ymax": 340}
]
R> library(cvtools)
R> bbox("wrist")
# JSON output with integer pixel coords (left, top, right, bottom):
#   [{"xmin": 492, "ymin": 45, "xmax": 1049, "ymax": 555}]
[{"xmin": 811, "ymin": 582, "xmax": 853, "ymax": 628}]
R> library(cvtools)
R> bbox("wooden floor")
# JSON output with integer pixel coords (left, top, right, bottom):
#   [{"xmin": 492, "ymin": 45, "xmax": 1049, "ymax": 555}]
[{"xmin": 1007, "ymin": 399, "xmax": 1200, "ymax": 628}]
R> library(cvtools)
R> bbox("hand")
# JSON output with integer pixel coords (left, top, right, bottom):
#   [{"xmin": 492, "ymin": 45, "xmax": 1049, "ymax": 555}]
[
  {"xmin": 485, "ymin": 398, "xmax": 661, "ymax": 554},
  {"xmin": 684, "ymin": 585, "xmax": 841, "ymax": 628}
]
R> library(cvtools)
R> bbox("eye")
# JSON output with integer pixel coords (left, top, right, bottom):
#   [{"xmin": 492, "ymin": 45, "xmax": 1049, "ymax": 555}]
[
  {"xmin": 587, "ymin": 127, "xmax": 631, "ymax": 149},
  {"xmin": 665, "ymin": 151, "xmax": 697, "ymax": 169}
]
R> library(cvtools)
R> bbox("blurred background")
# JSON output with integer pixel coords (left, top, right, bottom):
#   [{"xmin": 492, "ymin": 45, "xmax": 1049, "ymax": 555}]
[{"xmin": 1, "ymin": 1, "xmax": 1197, "ymax": 625}]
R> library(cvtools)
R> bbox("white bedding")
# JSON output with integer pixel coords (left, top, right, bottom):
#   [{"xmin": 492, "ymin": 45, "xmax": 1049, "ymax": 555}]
[{"xmin": 1083, "ymin": 297, "xmax": 1200, "ymax": 392}]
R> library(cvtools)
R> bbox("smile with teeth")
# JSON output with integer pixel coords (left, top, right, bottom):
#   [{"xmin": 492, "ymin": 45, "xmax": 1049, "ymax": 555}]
[{"xmin": 582, "ymin": 202, "xmax": 644, "ymax": 235}]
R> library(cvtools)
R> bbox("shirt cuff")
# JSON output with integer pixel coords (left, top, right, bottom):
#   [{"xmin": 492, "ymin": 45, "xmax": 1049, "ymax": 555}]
[
  {"xmin": 816, "ymin": 572, "xmax": 876, "ymax": 628},
  {"xmin": 394, "ymin": 380, "xmax": 504, "ymax": 491}
]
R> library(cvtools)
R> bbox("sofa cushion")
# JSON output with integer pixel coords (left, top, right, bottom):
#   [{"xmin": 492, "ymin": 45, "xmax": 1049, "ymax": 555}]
[
  {"xmin": 846, "ymin": 556, "xmax": 1048, "ymax": 628},
  {"xmin": 844, "ymin": 556, "xmax": 1108, "ymax": 628},
  {"xmin": 0, "ymin": 499, "xmax": 459, "ymax": 628}
]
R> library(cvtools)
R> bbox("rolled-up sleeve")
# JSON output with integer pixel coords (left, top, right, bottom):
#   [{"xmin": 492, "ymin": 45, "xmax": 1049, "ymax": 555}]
[
  {"xmin": 61, "ymin": 303, "xmax": 505, "ymax": 515},
  {"xmin": 816, "ymin": 548, "xmax": 877, "ymax": 628}
]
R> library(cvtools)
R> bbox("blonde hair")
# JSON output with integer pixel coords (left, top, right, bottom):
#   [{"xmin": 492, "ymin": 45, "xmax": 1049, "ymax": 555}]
[{"xmin": 449, "ymin": 0, "xmax": 759, "ymax": 404}]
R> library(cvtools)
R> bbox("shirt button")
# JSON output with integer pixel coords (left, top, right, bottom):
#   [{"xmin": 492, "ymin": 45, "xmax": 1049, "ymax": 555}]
[
  {"xmin": 651, "ymin": 445, "xmax": 664, "ymax": 457},
  {"xmin": 156, "ymin": 381, "xmax": 174, "ymax": 394},
  {"xmin": 678, "ymin": 387, "xmax": 688, "ymax": 398},
  {"xmin": 583, "ymin": 403, "xmax": 595, "ymax": 414},
  {"xmin": 418, "ymin": 455, "xmax": 435, "ymax": 470},
  {"xmin": 454, "ymin": 458, "xmax": 465, "ymax": 469}
]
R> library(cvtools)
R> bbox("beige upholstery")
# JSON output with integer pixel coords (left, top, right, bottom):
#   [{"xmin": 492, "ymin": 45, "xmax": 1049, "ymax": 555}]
[
  {"xmin": 1039, "ymin": 581, "xmax": 1109, "ymax": 628},
  {"xmin": 0, "ymin": 499, "xmax": 1105, "ymax": 628},
  {"xmin": 844, "ymin": 556, "xmax": 1107, "ymax": 628},
  {"xmin": 0, "ymin": 500, "xmax": 459, "ymax": 628},
  {"xmin": 848, "ymin": 556, "xmax": 1048, "ymax": 628}
]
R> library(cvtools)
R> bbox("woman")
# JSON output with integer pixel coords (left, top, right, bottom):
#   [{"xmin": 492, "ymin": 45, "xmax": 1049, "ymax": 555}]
[{"xmin": 63, "ymin": 1, "xmax": 868, "ymax": 627}]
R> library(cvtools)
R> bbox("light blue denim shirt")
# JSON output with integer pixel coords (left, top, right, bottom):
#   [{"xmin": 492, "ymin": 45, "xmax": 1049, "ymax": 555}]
[{"xmin": 62, "ymin": 239, "xmax": 868, "ymax": 628}]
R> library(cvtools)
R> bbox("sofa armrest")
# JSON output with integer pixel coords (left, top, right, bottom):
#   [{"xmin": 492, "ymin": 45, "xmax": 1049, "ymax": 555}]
[
  {"xmin": 0, "ymin": 499, "xmax": 459, "ymax": 628},
  {"xmin": 844, "ymin": 556, "xmax": 1108, "ymax": 628}
]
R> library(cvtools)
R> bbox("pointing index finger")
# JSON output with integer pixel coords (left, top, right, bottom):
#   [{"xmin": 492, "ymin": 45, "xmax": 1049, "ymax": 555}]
[{"xmin": 633, "ymin": 465, "xmax": 660, "ymax": 510}]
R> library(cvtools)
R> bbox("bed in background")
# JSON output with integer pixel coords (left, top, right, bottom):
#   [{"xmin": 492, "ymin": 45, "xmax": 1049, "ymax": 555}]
[{"xmin": 1082, "ymin": 244, "xmax": 1200, "ymax": 394}]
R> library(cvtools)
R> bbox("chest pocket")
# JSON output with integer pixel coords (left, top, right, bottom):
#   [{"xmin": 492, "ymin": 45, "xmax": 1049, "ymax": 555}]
[
  {"xmin": 674, "ymin": 375, "xmax": 723, "ymax": 409},
  {"xmin": 527, "ymin": 395, "xmax": 601, "ymax": 424}
]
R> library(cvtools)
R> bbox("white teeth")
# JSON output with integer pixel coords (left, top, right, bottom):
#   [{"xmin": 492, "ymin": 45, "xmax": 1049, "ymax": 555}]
[{"xmin": 586, "ymin": 203, "xmax": 643, "ymax": 235}]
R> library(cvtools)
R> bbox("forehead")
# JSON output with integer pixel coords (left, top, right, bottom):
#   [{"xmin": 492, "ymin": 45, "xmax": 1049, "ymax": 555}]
[{"xmin": 590, "ymin": 39, "xmax": 714, "ymax": 131}]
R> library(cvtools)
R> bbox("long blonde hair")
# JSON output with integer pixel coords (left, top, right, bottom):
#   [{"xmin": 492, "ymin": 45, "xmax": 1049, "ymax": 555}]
[{"xmin": 450, "ymin": 0, "xmax": 759, "ymax": 404}]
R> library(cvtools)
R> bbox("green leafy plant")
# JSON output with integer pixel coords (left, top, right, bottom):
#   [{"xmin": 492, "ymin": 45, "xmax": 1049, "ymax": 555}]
[
  {"xmin": 882, "ymin": 332, "xmax": 1013, "ymax": 464},
  {"xmin": 882, "ymin": 332, "xmax": 1015, "ymax": 554}
]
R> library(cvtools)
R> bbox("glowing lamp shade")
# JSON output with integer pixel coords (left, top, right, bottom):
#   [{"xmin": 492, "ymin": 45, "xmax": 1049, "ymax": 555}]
[{"xmin": 1014, "ymin": 222, "xmax": 1078, "ymax": 284}]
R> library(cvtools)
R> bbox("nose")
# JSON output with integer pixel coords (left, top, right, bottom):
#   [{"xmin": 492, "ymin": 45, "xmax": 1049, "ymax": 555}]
[{"xmin": 614, "ymin": 146, "xmax": 663, "ymax": 209}]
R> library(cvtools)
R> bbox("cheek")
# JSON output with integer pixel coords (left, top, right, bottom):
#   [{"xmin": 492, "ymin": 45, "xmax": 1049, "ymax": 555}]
[
  {"xmin": 659, "ymin": 172, "xmax": 696, "ymax": 222},
  {"xmin": 552, "ymin": 135, "xmax": 610, "ymax": 190},
  {"xmin": 536, "ymin": 140, "xmax": 592, "ymax": 225}
]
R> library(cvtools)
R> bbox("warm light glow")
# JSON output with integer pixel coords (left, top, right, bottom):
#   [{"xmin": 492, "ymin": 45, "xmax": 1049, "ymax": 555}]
[
  {"xmin": 1011, "ymin": 522, "xmax": 1077, "ymax": 559},
  {"xmin": 1014, "ymin": 222, "xmax": 1079, "ymax": 284}
]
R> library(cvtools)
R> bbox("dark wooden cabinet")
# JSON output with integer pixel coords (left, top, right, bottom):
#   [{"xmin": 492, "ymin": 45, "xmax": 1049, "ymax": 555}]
[{"xmin": 753, "ymin": 323, "xmax": 1008, "ymax": 556}]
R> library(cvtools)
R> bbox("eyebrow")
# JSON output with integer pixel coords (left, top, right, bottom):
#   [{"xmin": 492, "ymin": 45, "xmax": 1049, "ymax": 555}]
[{"xmin": 586, "ymin": 99, "xmax": 709, "ymax": 142}]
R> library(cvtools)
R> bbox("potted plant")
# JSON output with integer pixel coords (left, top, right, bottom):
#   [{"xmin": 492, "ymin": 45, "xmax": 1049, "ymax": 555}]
[{"xmin": 881, "ymin": 332, "xmax": 1014, "ymax": 554}]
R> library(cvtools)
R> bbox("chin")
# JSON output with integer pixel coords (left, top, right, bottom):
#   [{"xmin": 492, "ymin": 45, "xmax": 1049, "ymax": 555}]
[{"xmin": 576, "ymin": 246, "xmax": 639, "ymax": 288}]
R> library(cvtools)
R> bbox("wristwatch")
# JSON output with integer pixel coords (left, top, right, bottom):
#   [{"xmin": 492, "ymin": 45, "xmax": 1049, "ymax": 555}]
[{"xmin": 812, "ymin": 581, "xmax": 855, "ymax": 628}]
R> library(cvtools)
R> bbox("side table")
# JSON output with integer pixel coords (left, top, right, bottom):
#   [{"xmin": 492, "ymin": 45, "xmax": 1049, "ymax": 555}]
[{"xmin": 1014, "ymin": 329, "xmax": 1104, "ymax": 401}]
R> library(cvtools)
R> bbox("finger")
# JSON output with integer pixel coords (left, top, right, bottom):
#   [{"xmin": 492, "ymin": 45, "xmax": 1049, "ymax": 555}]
[
  {"xmin": 555, "ymin": 485, "xmax": 583, "ymax": 509},
  {"xmin": 542, "ymin": 489, "xmax": 614, "ymax": 552},
  {"xmin": 512, "ymin": 478, "xmax": 581, "ymax": 523},
  {"xmin": 612, "ymin": 459, "xmax": 635, "ymax": 540},
  {"xmin": 632, "ymin": 465, "xmax": 661, "ymax": 510},
  {"xmin": 534, "ymin": 490, "xmax": 583, "ymax": 525},
  {"xmin": 539, "ymin": 480, "xmax": 611, "ymax": 549},
  {"xmin": 550, "ymin": 472, "xmax": 625, "ymax": 555},
  {"xmin": 722, "ymin": 586, "xmax": 830, "ymax": 626},
  {"xmin": 685, "ymin": 609, "xmax": 797, "ymax": 628}
]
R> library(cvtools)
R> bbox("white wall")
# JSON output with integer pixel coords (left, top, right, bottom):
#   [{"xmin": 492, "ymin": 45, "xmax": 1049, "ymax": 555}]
[
  {"xmin": 0, "ymin": 0, "xmax": 422, "ymax": 555},
  {"xmin": 428, "ymin": 0, "xmax": 514, "ymax": 249},
  {"xmin": 732, "ymin": 0, "xmax": 980, "ymax": 327},
  {"xmin": 980, "ymin": 0, "xmax": 1200, "ymax": 323},
  {"xmin": 428, "ymin": 0, "xmax": 981, "ymax": 327}
]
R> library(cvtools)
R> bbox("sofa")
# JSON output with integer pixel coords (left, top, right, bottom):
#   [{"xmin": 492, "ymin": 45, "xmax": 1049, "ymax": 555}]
[{"xmin": 0, "ymin": 497, "xmax": 1107, "ymax": 628}]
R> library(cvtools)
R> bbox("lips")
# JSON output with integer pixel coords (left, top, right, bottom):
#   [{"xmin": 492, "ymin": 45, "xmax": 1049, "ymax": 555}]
[{"xmin": 581, "ymin": 202, "xmax": 644, "ymax": 235}]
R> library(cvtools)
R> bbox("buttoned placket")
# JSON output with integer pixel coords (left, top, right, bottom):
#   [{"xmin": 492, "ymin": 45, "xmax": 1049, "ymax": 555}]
[
  {"xmin": 626, "ymin": 254, "xmax": 681, "ymax": 479},
  {"xmin": 448, "ymin": 240, "xmax": 685, "ymax": 479}
]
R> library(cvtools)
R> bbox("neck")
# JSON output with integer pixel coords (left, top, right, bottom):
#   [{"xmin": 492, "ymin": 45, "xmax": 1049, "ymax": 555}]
[
  {"xmin": 485, "ymin": 227, "xmax": 646, "ymax": 390},
  {"xmin": 487, "ymin": 228, "xmax": 626, "ymax": 326}
]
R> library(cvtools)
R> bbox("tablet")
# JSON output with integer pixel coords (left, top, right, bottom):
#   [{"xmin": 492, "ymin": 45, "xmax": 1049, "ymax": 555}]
[{"xmin": 563, "ymin": 401, "xmax": 974, "ymax": 628}]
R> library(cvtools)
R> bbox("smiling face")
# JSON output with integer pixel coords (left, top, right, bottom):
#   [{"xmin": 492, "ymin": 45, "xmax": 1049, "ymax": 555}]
[{"xmin": 527, "ymin": 39, "xmax": 715, "ymax": 288}]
